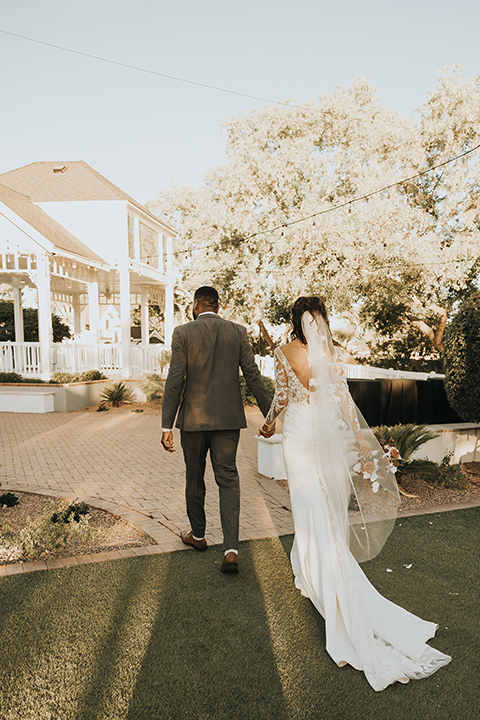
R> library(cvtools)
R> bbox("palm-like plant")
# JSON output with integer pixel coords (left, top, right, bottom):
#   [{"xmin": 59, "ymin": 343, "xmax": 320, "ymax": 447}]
[
  {"xmin": 139, "ymin": 374, "xmax": 165, "ymax": 402},
  {"xmin": 372, "ymin": 424, "xmax": 442, "ymax": 497},
  {"xmin": 99, "ymin": 382, "xmax": 133, "ymax": 408}
]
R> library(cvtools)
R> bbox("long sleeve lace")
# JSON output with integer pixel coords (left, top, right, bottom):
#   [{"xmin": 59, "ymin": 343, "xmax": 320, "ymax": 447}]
[{"xmin": 265, "ymin": 349, "xmax": 288, "ymax": 425}]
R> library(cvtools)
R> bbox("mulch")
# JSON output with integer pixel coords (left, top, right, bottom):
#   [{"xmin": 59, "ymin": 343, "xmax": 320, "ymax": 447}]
[
  {"xmin": 275, "ymin": 462, "xmax": 480, "ymax": 513},
  {"xmin": 0, "ymin": 491, "xmax": 157, "ymax": 565}
]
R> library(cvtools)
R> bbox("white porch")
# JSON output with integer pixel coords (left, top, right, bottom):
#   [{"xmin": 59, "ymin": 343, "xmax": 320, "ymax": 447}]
[{"xmin": 0, "ymin": 340, "xmax": 171, "ymax": 378}]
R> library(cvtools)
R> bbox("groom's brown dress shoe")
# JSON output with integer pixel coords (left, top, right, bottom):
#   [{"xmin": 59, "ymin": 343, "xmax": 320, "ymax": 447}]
[
  {"xmin": 181, "ymin": 529, "xmax": 207, "ymax": 551},
  {"xmin": 221, "ymin": 552, "xmax": 239, "ymax": 574}
]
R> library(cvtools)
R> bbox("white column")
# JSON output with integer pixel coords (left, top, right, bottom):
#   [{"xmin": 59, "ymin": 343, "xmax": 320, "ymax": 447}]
[
  {"xmin": 158, "ymin": 232, "xmax": 164, "ymax": 273},
  {"xmin": 119, "ymin": 264, "xmax": 131, "ymax": 377},
  {"xmin": 164, "ymin": 235, "xmax": 174, "ymax": 346},
  {"xmin": 72, "ymin": 293, "xmax": 81, "ymax": 338},
  {"xmin": 87, "ymin": 281, "xmax": 100, "ymax": 371},
  {"xmin": 36, "ymin": 255, "xmax": 53, "ymax": 380},
  {"xmin": 12, "ymin": 283, "xmax": 24, "ymax": 374},
  {"xmin": 134, "ymin": 217, "xmax": 140, "ymax": 259},
  {"xmin": 140, "ymin": 286, "xmax": 149, "ymax": 345},
  {"xmin": 165, "ymin": 285, "xmax": 174, "ymax": 347}
]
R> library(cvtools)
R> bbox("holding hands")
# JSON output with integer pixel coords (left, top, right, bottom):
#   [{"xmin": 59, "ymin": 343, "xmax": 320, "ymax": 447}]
[{"xmin": 258, "ymin": 421, "xmax": 276, "ymax": 438}]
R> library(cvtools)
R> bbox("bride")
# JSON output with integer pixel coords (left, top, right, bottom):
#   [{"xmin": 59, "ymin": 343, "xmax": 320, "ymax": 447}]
[{"xmin": 259, "ymin": 296, "xmax": 451, "ymax": 692}]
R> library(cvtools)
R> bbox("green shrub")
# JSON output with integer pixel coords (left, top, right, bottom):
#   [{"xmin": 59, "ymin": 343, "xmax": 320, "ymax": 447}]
[
  {"xmin": 421, "ymin": 453, "xmax": 468, "ymax": 489},
  {"xmin": 0, "ymin": 372, "xmax": 44, "ymax": 384},
  {"xmin": 1, "ymin": 500, "xmax": 98, "ymax": 561},
  {"xmin": 50, "ymin": 501, "xmax": 89, "ymax": 524},
  {"xmin": 15, "ymin": 515, "xmax": 71, "ymax": 559},
  {"xmin": 50, "ymin": 370, "xmax": 106, "ymax": 384},
  {"xmin": 79, "ymin": 370, "xmax": 106, "ymax": 381},
  {"xmin": 0, "ymin": 372, "xmax": 23, "ymax": 383},
  {"xmin": 240, "ymin": 375, "xmax": 275, "ymax": 406},
  {"xmin": 139, "ymin": 374, "xmax": 164, "ymax": 401},
  {"xmin": 100, "ymin": 382, "xmax": 133, "ymax": 408},
  {"xmin": 0, "ymin": 492, "xmax": 19, "ymax": 508},
  {"xmin": 443, "ymin": 291, "xmax": 480, "ymax": 422}
]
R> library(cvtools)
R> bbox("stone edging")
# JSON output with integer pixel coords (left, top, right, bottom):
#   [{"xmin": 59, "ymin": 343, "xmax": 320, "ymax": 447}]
[{"xmin": 1, "ymin": 485, "xmax": 479, "ymax": 578}]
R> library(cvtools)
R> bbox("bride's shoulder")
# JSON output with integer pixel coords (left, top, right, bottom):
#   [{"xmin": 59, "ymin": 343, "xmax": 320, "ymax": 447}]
[{"xmin": 276, "ymin": 341, "xmax": 294, "ymax": 357}]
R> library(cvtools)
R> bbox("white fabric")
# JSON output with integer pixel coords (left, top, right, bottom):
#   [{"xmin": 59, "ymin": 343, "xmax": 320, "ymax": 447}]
[
  {"xmin": 224, "ymin": 548, "xmax": 238, "ymax": 556},
  {"xmin": 266, "ymin": 315, "xmax": 451, "ymax": 691}
]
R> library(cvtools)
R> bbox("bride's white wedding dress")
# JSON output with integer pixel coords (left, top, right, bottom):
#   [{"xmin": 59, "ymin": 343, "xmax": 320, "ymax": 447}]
[{"xmin": 264, "ymin": 316, "xmax": 451, "ymax": 692}]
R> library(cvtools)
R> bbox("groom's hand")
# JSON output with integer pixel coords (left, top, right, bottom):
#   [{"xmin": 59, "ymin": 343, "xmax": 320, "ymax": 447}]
[
  {"xmin": 258, "ymin": 422, "xmax": 276, "ymax": 438},
  {"xmin": 162, "ymin": 430, "xmax": 176, "ymax": 452}
]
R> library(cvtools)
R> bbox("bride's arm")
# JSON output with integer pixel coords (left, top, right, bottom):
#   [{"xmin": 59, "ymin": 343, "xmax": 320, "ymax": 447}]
[{"xmin": 258, "ymin": 349, "xmax": 288, "ymax": 436}]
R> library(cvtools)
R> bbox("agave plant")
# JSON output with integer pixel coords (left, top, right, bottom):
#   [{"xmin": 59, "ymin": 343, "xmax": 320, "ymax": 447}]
[{"xmin": 99, "ymin": 382, "xmax": 133, "ymax": 408}]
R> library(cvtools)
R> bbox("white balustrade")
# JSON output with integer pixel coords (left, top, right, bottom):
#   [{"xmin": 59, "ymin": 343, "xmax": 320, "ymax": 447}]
[
  {"xmin": 131, "ymin": 344, "xmax": 171, "ymax": 375},
  {"xmin": 0, "ymin": 342, "xmax": 41, "ymax": 376}
]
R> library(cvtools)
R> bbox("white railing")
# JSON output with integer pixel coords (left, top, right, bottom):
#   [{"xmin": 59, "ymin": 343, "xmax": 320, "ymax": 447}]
[
  {"xmin": 0, "ymin": 341, "xmax": 171, "ymax": 378},
  {"xmin": 344, "ymin": 365, "xmax": 445, "ymax": 381},
  {"xmin": 98, "ymin": 344, "xmax": 122, "ymax": 372},
  {"xmin": 255, "ymin": 353, "xmax": 444, "ymax": 381},
  {"xmin": 131, "ymin": 345, "xmax": 171, "ymax": 375},
  {"xmin": 0, "ymin": 342, "xmax": 41, "ymax": 376}
]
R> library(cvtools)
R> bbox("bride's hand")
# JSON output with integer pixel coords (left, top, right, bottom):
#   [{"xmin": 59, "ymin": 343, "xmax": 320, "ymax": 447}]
[{"xmin": 258, "ymin": 422, "xmax": 276, "ymax": 438}]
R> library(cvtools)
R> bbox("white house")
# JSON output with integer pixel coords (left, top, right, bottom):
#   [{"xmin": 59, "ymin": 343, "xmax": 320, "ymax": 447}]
[{"xmin": 0, "ymin": 161, "xmax": 175, "ymax": 379}]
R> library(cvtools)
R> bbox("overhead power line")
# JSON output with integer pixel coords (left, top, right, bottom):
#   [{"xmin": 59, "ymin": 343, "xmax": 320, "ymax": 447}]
[
  {"xmin": 175, "ymin": 141, "xmax": 480, "ymax": 257},
  {"xmin": 0, "ymin": 28, "xmax": 410, "ymax": 129},
  {"xmin": 0, "ymin": 28, "xmax": 294, "ymax": 107}
]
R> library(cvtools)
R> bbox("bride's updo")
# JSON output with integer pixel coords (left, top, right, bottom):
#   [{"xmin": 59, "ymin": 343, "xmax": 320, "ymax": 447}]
[{"xmin": 291, "ymin": 296, "xmax": 330, "ymax": 344}]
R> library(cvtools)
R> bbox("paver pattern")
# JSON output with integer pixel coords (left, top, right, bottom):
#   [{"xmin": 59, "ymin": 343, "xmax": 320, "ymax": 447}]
[
  {"xmin": 2, "ymin": 406, "xmax": 479, "ymax": 577},
  {"xmin": 0, "ymin": 406, "xmax": 294, "ymax": 558}
]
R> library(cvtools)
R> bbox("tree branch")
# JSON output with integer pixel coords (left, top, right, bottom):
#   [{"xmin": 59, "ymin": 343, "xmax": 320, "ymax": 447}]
[{"xmin": 258, "ymin": 319, "xmax": 277, "ymax": 353}]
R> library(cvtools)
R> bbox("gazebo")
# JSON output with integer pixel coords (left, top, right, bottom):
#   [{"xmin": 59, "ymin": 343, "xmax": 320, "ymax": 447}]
[{"xmin": 0, "ymin": 161, "xmax": 175, "ymax": 379}]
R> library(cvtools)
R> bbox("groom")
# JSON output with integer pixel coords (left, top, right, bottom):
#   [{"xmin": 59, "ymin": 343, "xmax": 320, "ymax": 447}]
[{"xmin": 161, "ymin": 286, "xmax": 274, "ymax": 573}]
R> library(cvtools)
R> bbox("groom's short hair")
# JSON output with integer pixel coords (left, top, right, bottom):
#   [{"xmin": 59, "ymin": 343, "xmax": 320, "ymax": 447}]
[{"xmin": 194, "ymin": 286, "xmax": 219, "ymax": 309}]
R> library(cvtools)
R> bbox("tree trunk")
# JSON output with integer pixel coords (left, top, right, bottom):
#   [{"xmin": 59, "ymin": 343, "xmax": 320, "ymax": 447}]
[
  {"xmin": 258, "ymin": 319, "xmax": 277, "ymax": 352},
  {"xmin": 406, "ymin": 300, "xmax": 448, "ymax": 354}
]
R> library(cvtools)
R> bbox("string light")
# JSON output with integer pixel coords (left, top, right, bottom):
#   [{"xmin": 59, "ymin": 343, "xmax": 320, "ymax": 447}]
[{"xmin": 174, "ymin": 141, "xmax": 480, "ymax": 257}]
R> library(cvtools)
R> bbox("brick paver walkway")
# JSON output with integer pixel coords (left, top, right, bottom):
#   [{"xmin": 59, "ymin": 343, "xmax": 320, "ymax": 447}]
[
  {"xmin": 2, "ymin": 406, "xmax": 479, "ymax": 577},
  {"xmin": 0, "ymin": 405, "xmax": 293, "ymax": 559}
]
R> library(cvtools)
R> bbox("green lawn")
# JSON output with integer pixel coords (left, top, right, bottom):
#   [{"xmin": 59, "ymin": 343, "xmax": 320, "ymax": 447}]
[{"xmin": 0, "ymin": 507, "xmax": 478, "ymax": 720}]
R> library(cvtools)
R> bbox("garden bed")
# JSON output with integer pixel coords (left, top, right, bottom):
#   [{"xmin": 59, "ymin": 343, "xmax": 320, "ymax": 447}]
[
  {"xmin": 0, "ymin": 491, "xmax": 157, "ymax": 565},
  {"xmin": 274, "ymin": 461, "xmax": 480, "ymax": 513}
]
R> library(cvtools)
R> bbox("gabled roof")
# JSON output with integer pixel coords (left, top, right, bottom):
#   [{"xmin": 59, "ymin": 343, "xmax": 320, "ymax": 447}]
[
  {"xmin": 0, "ymin": 161, "xmax": 172, "ymax": 230},
  {"xmin": 0, "ymin": 183, "xmax": 106, "ymax": 263}
]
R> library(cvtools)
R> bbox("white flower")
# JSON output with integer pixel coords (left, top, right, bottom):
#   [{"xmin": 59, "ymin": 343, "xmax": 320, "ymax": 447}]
[
  {"xmin": 353, "ymin": 462, "xmax": 362, "ymax": 473},
  {"xmin": 372, "ymin": 481, "xmax": 379, "ymax": 493}
]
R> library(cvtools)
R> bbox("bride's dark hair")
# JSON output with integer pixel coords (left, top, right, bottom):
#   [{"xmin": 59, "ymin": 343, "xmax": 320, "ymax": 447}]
[{"xmin": 291, "ymin": 296, "xmax": 331, "ymax": 344}]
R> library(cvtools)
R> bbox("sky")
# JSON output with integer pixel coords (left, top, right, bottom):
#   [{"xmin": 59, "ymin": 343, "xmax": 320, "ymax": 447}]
[{"xmin": 0, "ymin": 0, "xmax": 479, "ymax": 206}]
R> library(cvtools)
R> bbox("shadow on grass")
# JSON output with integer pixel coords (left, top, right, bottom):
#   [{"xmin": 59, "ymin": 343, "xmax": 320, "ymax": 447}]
[
  {"xmin": 0, "ymin": 508, "xmax": 478, "ymax": 720},
  {"xmin": 123, "ymin": 543, "xmax": 292, "ymax": 720}
]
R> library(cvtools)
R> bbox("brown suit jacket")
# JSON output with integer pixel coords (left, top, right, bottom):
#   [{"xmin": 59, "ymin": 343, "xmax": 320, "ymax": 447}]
[{"xmin": 162, "ymin": 313, "xmax": 272, "ymax": 431}]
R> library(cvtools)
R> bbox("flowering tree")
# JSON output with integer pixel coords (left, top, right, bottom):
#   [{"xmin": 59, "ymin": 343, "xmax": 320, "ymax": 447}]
[{"xmin": 151, "ymin": 67, "xmax": 480, "ymax": 367}]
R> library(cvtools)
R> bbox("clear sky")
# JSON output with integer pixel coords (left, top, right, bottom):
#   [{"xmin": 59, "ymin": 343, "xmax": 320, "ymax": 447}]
[{"xmin": 0, "ymin": 0, "xmax": 479, "ymax": 205}]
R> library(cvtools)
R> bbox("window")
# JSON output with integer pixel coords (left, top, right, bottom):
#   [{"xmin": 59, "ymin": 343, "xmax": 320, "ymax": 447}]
[
  {"xmin": 128, "ymin": 214, "xmax": 135, "ymax": 258},
  {"xmin": 139, "ymin": 223, "xmax": 158, "ymax": 268}
]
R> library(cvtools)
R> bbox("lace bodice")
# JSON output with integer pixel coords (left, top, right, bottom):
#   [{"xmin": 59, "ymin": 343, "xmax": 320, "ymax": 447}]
[
  {"xmin": 264, "ymin": 347, "xmax": 309, "ymax": 426},
  {"xmin": 265, "ymin": 346, "xmax": 361, "ymax": 436}
]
